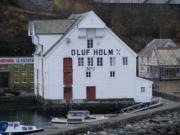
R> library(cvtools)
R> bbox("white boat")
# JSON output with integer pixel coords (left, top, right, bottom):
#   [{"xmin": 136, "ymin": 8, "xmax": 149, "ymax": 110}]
[
  {"xmin": 51, "ymin": 110, "xmax": 108, "ymax": 124},
  {"xmin": 0, "ymin": 121, "xmax": 43, "ymax": 135}
]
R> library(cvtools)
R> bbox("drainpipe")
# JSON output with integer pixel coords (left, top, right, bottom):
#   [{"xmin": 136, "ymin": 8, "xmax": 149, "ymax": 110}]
[
  {"xmin": 32, "ymin": 22, "xmax": 45, "ymax": 101},
  {"xmin": 36, "ymin": 35, "xmax": 45, "ymax": 100},
  {"xmin": 40, "ymin": 44, "xmax": 45, "ymax": 99}
]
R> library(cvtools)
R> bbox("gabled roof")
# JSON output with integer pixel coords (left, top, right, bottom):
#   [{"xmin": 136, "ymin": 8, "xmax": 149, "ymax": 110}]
[
  {"xmin": 139, "ymin": 39, "xmax": 177, "ymax": 57},
  {"xmin": 32, "ymin": 19, "xmax": 76, "ymax": 34},
  {"xmin": 146, "ymin": 39, "xmax": 176, "ymax": 48},
  {"xmin": 29, "ymin": 12, "xmax": 88, "ymax": 35},
  {"xmin": 29, "ymin": 11, "xmax": 88, "ymax": 55},
  {"xmin": 43, "ymin": 12, "xmax": 88, "ymax": 56},
  {"xmin": 30, "ymin": 11, "xmax": 137, "ymax": 57},
  {"xmin": 155, "ymin": 48, "xmax": 180, "ymax": 65}
]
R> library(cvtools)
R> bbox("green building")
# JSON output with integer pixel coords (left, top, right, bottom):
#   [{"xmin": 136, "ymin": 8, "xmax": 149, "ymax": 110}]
[{"xmin": 0, "ymin": 57, "xmax": 34, "ymax": 90}]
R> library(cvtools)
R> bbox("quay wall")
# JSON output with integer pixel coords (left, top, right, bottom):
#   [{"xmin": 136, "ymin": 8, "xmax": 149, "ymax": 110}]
[
  {"xmin": 31, "ymin": 102, "xmax": 180, "ymax": 135},
  {"xmin": 0, "ymin": 95, "xmax": 40, "ymax": 111},
  {"xmin": 153, "ymin": 90, "xmax": 180, "ymax": 102},
  {"xmin": 0, "ymin": 94, "xmax": 134, "ymax": 114},
  {"xmin": 39, "ymin": 96, "xmax": 135, "ymax": 115},
  {"xmin": 0, "ymin": 90, "xmax": 179, "ymax": 114}
]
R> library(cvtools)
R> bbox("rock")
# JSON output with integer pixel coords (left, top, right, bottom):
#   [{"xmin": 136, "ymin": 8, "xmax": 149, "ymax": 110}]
[
  {"xmin": 4, "ymin": 93, "xmax": 15, "ymax": 96},
  {"xmin": 137, "ymin": 129, "xmax": 147, "ymax": 134},
  {"xmin": 149, "ymin": 118, "xmax": 170, "ymax": 123},
  {"xmin": 125, "ymin": 124, "xmax": 133, "ymax": 129},
  {"xmin": 168, "ymin": 120, "xmax": 173, "ymax": 124},
  {"xmin": 98, "ymin": 131, "xmax": 107, "ymax": 135}
]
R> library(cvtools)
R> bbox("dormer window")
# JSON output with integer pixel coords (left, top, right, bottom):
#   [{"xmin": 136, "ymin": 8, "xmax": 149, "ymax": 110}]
[{"xmin": 87, "ymin": 39, "xmax": 93, "ymax": 48}]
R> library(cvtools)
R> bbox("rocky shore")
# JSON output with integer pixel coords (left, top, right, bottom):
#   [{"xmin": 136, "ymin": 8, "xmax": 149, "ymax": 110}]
[{"xmin": 79, "ymin": 111, "xmax": 180, "ymax": 135}]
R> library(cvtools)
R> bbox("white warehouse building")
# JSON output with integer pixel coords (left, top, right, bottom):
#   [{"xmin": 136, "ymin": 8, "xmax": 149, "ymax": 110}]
[{"xmin": 28, "ymin": 11, "xmax": 152, "ymax": 102}]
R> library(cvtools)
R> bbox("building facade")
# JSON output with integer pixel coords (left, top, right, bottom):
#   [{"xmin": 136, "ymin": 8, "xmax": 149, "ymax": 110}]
[
  {"xmin": 138, "ymin": 39, "xmax": 180, "ymax": 92},
  {"xmin": 0, "ymin": 57, "xmax": 34, "ymax": 89},
  {"xmin": 138, "ymin": 39, "xmax": 177, "ymax": 79},
  {"xmin": 29, "ymin": 11, "xmax": 152, "ymax": 102}
]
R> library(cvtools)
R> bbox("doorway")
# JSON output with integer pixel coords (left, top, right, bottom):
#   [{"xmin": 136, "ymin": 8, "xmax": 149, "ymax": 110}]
[
  {"xmin": 0, "ymin": 72, "xmax": 9, "ymax": 87},
  {"xmin": 86, "ymin": 86, "xmax": 96, "ymax": 99}
]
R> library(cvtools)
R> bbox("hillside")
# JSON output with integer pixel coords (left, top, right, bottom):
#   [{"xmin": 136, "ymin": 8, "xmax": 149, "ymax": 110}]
[
  {"xmin": 0, "ymin": 0, "xmax": 180, "ymax": 56},
  {"xmin": 0, "ymin": 4, "xmax": 63, "ymax": 56}
]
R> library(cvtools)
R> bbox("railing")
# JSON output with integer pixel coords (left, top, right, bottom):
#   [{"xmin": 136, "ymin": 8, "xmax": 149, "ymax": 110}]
[{"xmin": 121, "ymin": 98, "xmax": 162, "ymax": 114}]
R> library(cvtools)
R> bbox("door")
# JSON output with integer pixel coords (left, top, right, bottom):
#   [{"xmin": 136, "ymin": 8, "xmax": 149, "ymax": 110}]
[
  {"xmin": 86, "ymin": 86, "xmax": 96, "ymax": 99},
  {"xmin": 64, "ymin": 87, "xmax": 72, "ymax": 99},
  {"xmin": 0, "ymin": 72, "xmax": 9, "ymax": 87},
  {"xmin": 63, "ymin": 58, "xmax": 73, "ymax": 99},
  {"xmin": 63, "ymin": 58, "xmax": 72, "ymax": 86}
]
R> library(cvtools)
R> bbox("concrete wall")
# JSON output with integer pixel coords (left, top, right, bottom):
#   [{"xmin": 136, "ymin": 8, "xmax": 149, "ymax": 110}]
[{"xmin": 153, "ymin": 90, "xmax": 180, "ymax": 102}]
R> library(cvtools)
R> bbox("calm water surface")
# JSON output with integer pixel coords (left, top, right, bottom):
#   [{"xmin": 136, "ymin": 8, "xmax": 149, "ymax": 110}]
[{"xmin": 0, "ymin": 110, "xmax": 54, "ymax": 129}]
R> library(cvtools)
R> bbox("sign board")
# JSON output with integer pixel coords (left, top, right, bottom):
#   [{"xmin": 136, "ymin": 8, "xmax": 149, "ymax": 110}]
[
  {"xmin": 0, "ymin": 57, "xmax": 34, "ymax": 64},
  {"xmin": 70, "ymin": 49, "xmax": 121, "ymax": 56}
]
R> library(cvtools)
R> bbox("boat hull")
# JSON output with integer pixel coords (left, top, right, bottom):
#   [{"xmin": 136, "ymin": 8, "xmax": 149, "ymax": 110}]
[
  {"xmin": 2, "ymin": 128, "xmax": 44, "ymax": 135},
  {"xmin": 51, "ymin": 115, "xmax": 108, "ymax": 124}
]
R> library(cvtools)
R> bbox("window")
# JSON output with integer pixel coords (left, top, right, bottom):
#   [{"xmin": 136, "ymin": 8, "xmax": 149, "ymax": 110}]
[
  {"xmin": 14, "ymin": 64, "xmax": 19, "ymax": 72},
  {"xmin": 78, "ymin": 57, "xmax": 84, "ymax": 66},
  {"xmin": 14, "ymin": 65, "xmax": 19, "ymax": 83},
  {"xmin": 141, "ymin": 87, "xmax": 145, "ymax": 93},
  {"xmin": 22, "ymin": 64, "xmax": 27, "ymax": 72},
  {"xmin": 87, "ymin": 39, "xmax": 93, "ymax": 48},
  {"xmin": 3, "ymin": 65, "xmax": 8, "ymax": 71},
  {"xmin": 86, "ymin": 72, "xmax": 91, "ymax": 77},
  {"xmin": 30, "ymin": 72, "xmax": 34, "ymax": 83},
  {"xmin": 64, "ymin": 87, "xmax": 72, "ymax": 99},
  {"xmin": 147, "ymin": 57, "xmax": 150, "ymax": 63},
  {"xmin": 14, "ymin": 72, "xmax": 19, "ymax": 83},
  {"xmin": 22, "ymin": 72, "xmax": 27, "ymax": 83},
  {"xmin": 88, "ymin": 57, "xmax": 93, "ymax": 66},
  {"xmin": 141, "ymin": 57, "xmax": 144, "ymax": 63},
  {"xmin": 64, "ymin": 87, "xmax": 72, "ymax": 94},
  {"xmin": 22, "ymin": 64, "xmax": 27, "ymax": 83},
  {"xmin": 123, "ymin": 57, "xmax": 128, "ymax": 65},
  {"xmin": 110, "ymin": 71, "xmax": 115, "ymax": 77},
  {"xmin": 0, "ymin": 65, "xmax": 8, "ymax": 71},
  {"xmin": 0, "ymin": 65, "xmax": 3, "ymax": 71},
  {"xmin": 97, "ymin": 57, "xmax": 103, "ymax": 66},
  {"xmin": 29, "ymin": 64, "xmax": 34, "ymax": 83},
  {"xmin": 110, "ymin": 57, "xmax": 115, "ymax": 66},
  {"xmin": 141, "ymin": 66, "xmax": 144, "ymax": 70},
  {"xmin": 147, "ymin": 66, "xmax": 150, "ymax": 73}
]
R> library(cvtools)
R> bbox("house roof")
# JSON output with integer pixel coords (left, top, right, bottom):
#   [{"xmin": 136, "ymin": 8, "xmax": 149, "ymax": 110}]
[
  {"xmin": 29, "ymin": 11, "xmax": 137, "ymax": 57},
  {"xmin": 139, "ymin": 39, "xmax": 177, "ymax": 57},
  {"xmin": 155, "ymin": 48, "xmax": 180, "ymax": 65},
  {"xmin": 43, "ymin": 12, "xmax": 88, "ymax": 56},
  {"xmin": 32, "ymin": 19, "xmax": 76, "ymax": 34}
]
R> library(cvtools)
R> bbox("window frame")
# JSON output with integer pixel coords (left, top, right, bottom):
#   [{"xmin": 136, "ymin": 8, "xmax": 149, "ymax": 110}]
[
  {"xmin": 86, "ymin": 72, "xmax": 91, "ymax": 78},
  {"xmin": 123, "ymin": 57, "xmax": 128, "ymax": 65},
  {"xmin": 110, "ymin": 57, "xmax": 115, "ymax": 66},
  {"xmin": 87, "ymin": 39, "xmax": 93, "ymax": 48},
  {"xmin": 141, "ymin": 87, "xmax": 145, "ymax": 93},
  {"xmin": 97, "ymin": 57, "xmax": 103, "ymax": 66},
  {"xmin": 87, "ymin": 57, "xmax": 93, "ymax": 66},
  {"xmin": 22, "ymin": 64, "xmax": 27, "ymax": 83},
  {"xmin": 110, "ymin": 71, "xmax": 115, "ymax": 77},
  {"xmin": 78, "ymin": 57, "xmax": 84, "ymax": 66}
]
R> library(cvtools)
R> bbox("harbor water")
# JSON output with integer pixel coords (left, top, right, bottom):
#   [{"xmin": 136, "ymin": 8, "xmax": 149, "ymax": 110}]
[{"xmin": 0, "ymin": 110, "xmax": 54, "ymax": 129}]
